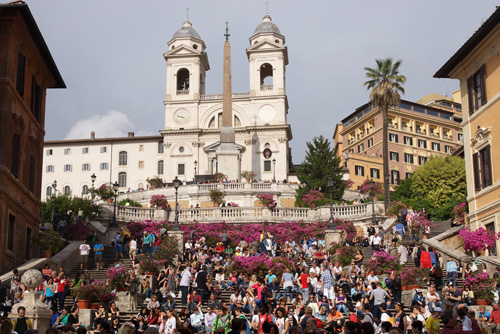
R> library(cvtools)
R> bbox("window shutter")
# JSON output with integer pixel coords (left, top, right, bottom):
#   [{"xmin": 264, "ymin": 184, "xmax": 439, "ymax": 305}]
[
  {"xmin": 484, "ymin": 145, "xmax": 493, "ymax": 186},
  {"xmin": 473, "ymin": 152, "xmax": 481, "ymax": 191},
  {"xmin": 480, "ymin": 64, "xmax": 487, "ymax": 106},
  {"xmin": 467, "ymin": 76, "xmax": 474, "ymax": 114},
  {"xmin": 16, "ymin": 52, "xmax": 25, "ymax": 96}
]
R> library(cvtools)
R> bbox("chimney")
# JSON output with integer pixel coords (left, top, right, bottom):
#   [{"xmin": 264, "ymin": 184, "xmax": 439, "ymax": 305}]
[
  {"xmin": 90, "ymin": 131, "xmax": 95, "ymax": 140},
  {"xmin": 128, "ymin": 132, "xmax": 134, "ymax": 137}
]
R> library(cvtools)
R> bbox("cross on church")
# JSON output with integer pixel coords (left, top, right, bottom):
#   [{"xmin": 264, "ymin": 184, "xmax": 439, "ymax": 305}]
[
  {"xmin": 224, "ymin": 20, "xmax": 230, "ymax": 41},
  {"xmin": 265, "ymin": 1, "xmax": 270, "ymax": 13},
  {"xmin": 186, "ymin": 7, "xmax": 190, "ymax": 19}
]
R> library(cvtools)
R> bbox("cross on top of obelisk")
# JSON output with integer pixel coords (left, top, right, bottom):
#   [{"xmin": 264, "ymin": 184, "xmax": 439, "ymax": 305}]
[{"xmin": 224, "ymin": 20, "xmax": 230, "ymax": 42}]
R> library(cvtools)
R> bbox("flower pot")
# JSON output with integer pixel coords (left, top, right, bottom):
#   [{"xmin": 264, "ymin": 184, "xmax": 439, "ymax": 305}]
[
  {"xmin": 421, "ymin": 234, "xmax": 429, "ymax": 240},
  {"xmin": 41, "ymin": 250, "xmax": 53, "ymax": 258},
  {"xmin": 476, "ymin": 299, "xmax": 490, "ymax": 306},
  {"xmin": 78, "ymin": 299, "xmax": 91, "ymax": 309},
  {"xmin": 246, "ymin": 178, "xmax": 250, "ymax": 183},
  {"xmin": 214, "ymin": 202, "xmax": 220, "ymax": 207},
  {"xmin": 107, "ymin": 198, "xmax": 113, "ymax": 204},
  {"xmin": 402, "ymin": 286, "xmax": 409, "ymax": 291},
  {"xmin": 146, "ymin": 272, "xmax": 158, "ymax": 276},
  {"xmin": 410, "ymin": 285, "xmax": 421, "ymax": 290},
  {"xmin": 117, "ymin": 287, "xmax": 127, "ymax": 292},
  {"xmin": 91, "ymin": 303, "xmax": 100, "ymax": 310}
]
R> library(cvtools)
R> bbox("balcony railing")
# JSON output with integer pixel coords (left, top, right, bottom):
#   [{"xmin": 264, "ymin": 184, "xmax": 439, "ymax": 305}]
[
  {"xmin": 176, "ymin": 90, "xmax": 189, "ymax": 95},
  {"xmin": 443, "ymin": 135, "xmax": 453, "ymax": 142},
  {"xmin": 388, "ymin": 123, "xmax": 398, "ymax": 129},
  {"xmin": 260, "ymin": 85, "xmax": 273, "ymax": 91},
  {"xmin": 200, "ymin": 93, "xmax": 250, "ymax": 100},
  {"xmin": 429, "ymin": 133, "xmax": 440, "ymax": 138}
]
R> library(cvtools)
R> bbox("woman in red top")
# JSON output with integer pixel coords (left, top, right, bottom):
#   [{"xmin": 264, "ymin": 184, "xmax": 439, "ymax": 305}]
[
  {"xmin": 300, "ymin": 268, "xmax": 310, "ymax": 300},
  {"xmin": 54, "ymin": 272, "xmax": 69, "ymax": 312},
  {"xmin": 214, "ymin": 243, "xmax": 225, "ymax": 256},
  {"xmin": 420, "ymin": 249, "xmax": 432, "ymax": 268}
]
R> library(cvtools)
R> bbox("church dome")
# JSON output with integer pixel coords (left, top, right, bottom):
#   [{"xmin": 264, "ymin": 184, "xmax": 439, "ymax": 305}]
[
  {"xmin": 172, "ymin": 19, "xmax": 202, "ymax": 40},
  {"xmin": 252, "ymin": 13, "xmax": 282, "ymax": 37}
]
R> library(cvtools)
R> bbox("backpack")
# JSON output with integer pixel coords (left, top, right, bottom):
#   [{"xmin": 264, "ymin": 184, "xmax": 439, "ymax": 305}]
[
  {"xmin": 383, "ymin": 312, "xmax": 395, "ymax": 326},
  {"xmin": 260, "ymin": 287, "xmax": 268, "ymax": 305}
]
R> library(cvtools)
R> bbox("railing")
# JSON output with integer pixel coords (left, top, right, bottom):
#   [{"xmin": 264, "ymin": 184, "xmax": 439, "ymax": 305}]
[
  {"xmin": 200, "ymin": 93, "xmax": 250, "ymax": 100},
  {"xmin": 416, "ymin": 129, "xmax": 426, "ymax": 135},
  {"xmin": 429, "ymin": 132, "xmax": 440, "ymax": 138},
  {"xmin": 176, "ymin": 90, "xmax": 189, "ymax": 95},
  {"xmin": 443, "ymin": 135, "xmax": 453, "ymax": 142},
  {"xmin": 196, "ymin": 183, "xmax": 272, "ymax": 192},
  {"xmin": 223, "ymin": 183, "xmax": 245, "ymax": 190},
  {"xmin": 261, "ymin": 85, "xmax": 273, "ymax": 91},
  {"xmin": 332, "ymin": 204, "xmax": 367, "ymax": 217},
  {"xmin": 270, "ymin": 208, "xmax": 309, "ymax": 218},
  {"xmin": 117, "ymin": 206, "xmax": 156, "ymax": 220},
  {"xmin": 388, "ymin": 123, "xmax": 398, "ymax": 129},
  {"xmin": 251, "ymin": 183, "xmax": 272, "ymax": 190},
  {"xmin": 198, "ymin": 184, "xmax": 220, "ymax": 191}
]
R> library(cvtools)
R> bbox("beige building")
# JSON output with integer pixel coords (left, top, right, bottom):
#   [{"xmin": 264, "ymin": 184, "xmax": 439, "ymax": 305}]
[
  {"xmin": 334, "ymin": 97, "xmax": 463, "ymax": 189},
  {"xmin": 435, "ymin": 6, "xmax": 500, "ymax": 244}
]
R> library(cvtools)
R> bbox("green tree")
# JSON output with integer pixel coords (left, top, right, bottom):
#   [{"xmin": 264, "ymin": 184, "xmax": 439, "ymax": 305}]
[
  {"xmin": 410, "ymin": 155, "xmax": 466, "ymax": 207},
  {"xmin": 41, "ymin": 194, "xmax": 100, "ymax": 223},
  {"xmin": 364, "ymin": 58, "xmax": 406, "ymax": 209},
  {"xmin": 295, "ymin": 136, "xmax": 344, "ymax": 206}
]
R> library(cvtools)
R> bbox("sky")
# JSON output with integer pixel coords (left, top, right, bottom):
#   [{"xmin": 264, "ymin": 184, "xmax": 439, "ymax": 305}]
[{"xmin": 28, "ymin": 0, "xmax": 499, "ymax": 163}]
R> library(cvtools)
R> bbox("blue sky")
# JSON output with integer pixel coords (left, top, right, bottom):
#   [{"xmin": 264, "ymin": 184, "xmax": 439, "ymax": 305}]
[{"xmin": 29, "ymin": 0, "xmax": 499, "ymax": 163}]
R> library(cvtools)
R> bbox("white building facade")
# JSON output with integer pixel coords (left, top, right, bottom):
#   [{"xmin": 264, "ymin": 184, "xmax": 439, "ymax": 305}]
[{"xmin": 41, "ymin": 14, "xmax": 294, "ymax": 197}]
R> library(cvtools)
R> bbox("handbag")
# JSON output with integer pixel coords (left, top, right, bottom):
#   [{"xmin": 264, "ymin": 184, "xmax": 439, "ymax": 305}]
[{"xmin": 471, "ymin": 263, "xmax": 478, "ymax": 272}]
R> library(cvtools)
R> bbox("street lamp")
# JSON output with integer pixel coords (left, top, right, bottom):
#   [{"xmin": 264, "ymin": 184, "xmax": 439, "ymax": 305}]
[
  {"xmin": 52, "ymin": 180, "xmax": 57, "ymax": 193},
  {"xmin": 90, "ymin": 173, "xmax": 97, "ymax": 206},
  {"xmin": 51, "ymin": 192, "xmax": 56, "ymax": 222},
  {"xmin": 327, "ymin": 177, "xmax": 335, "ymax": 229},
  {"xmin": 110, "ymin": 181, "xmax": 119, "ymax": 227},
  {"xmin": 370, "ymin": 179, "xmax": 377, "ymax": 225},
  {"xmin": 194, "ymin": 160, "xmax": 198, "ymax": 181},
  {"xmin": 172, "ymin": 176, "xmax": 182, "ymax": 231},
  {"xmin": 417, "ymin": 192, "xmax": 422, "ymax": 210},
  {"xmin": 272, "ymin": 158, "xmax": 276, "ymax": 183}
]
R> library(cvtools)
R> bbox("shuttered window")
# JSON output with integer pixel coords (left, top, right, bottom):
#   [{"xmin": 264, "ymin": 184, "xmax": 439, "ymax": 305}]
[
  {"xmin": 16, "ymin": 52, "xmax": 25, "ymax": 96},
  {"xmin": 467, "ymin": 65, "xmax": 487, "ymax": 114},
  {"xmin": 473, "ymin": 145, "xmax": 494, "ymax": 192}
]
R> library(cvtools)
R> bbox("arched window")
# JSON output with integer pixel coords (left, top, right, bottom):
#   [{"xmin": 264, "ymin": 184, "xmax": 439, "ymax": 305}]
[
  {"xmin": 119, "ymin": 151, "xmax": 127, "ymax": 166},
  {"xmin": 260, "ymin": 63, "xmax": 273, "ymax": 89},
  {"xmin": 177, "ymin": 68, "xmax": 190, "ymax": 91},
  {"xmin": 208, "ymin": 113, "xmax": 242, "ymax": 128},
  {"xmin": 82, "ymin": 185, "xmax": 89, "ymax": 195},
  {"xmin": 64, "ymin": 185, "xmax": 71, "ymax": 195},
  {"xmin": 138, "ymin": 182, "xmax": 144, "ymax": 190},
  {"xmin": 118, "ymin": 172, "xmax": 127, "ymax": 187},
  {"xmin": 158, "ymin": 141, "xmax": 164, "ymax": 154},
  {"xmin": 46, "ymin": 186, "xmax": 52, "ymax": 197},
  {"xmin": 234, "ymin": 115, "xmax": 241, "ymax": 127},
  {"xmin": 158, "ymin": 160, "xmax": 164, "ymax": 175}
]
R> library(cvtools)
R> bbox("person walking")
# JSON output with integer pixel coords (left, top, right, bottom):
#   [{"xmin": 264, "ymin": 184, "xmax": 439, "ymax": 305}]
[
  {"xmin": 79, "ymin": 239, "xmax": 91, "ymax": 271},
  {"xmin": 94, "ymin": 239, "xmax": 104, "ymax": 270},
  {"xmin": 446, "ymin": 258, "xmax": 458, "ymax": 287},
  {"xmin": 125, "ymin": 271, "xmax": 139, "ymax": 310}
]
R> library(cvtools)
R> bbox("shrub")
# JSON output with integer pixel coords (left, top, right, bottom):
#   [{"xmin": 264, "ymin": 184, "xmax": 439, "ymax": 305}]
[
  {"xmin": 256, "ymin": 193, "xmax": 277, "ymax": 209},
  {"xmin": 359, "ymin": 179, "xmax": 384, "ymax": 198},
  {"xmin": 150, "ymin": 195, "xmax": 169, "ymax": 209},
  {"xmin": 452, "ymin": 202, "xmax": 468, "ymax": 224},
  {"xmin": 231, "ymin": 255, "xmax": 293, "ymax": 277},
  {"xmin": 118, "ymin": 198, "xmax": 142, "ymax": 207},
  {"xmin": 458, "ymin": 227, "xmax": 500, "ymax": 254},
  {"xmin": 32, "ymin": 230, "xmax": 64, "ymax": 254},
  {"xmin": 367, "ymin": 251, "xmax": 400, "ymax": 274},
  {"xmin": 106, "ymin": 264, "xmax": 128, "ymax": 289},
  {"xmin": 65, "ymin": 220, "xmax": 91, "ymax": 241},
  {"xmin": 146, "ymin": 177, "xmax": 164, "ymax": 187},
  {"xmin": 302, "ymin": 190, "xmax": 325, "ymax": 208},
  {"xmin": 464, "ymin": 272, "xmax": 496, "ymax": 300},
  {"xmin": 386, "ymin": 201, "xmax": 407, "ymax": 217},
  {"xmin": 209, "ymin": 189, "xmax": 225, "ymax": 204}
]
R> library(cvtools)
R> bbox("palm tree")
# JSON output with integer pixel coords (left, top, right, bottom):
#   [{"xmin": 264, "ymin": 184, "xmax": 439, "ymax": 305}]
[{"xmin": 364, "ymin": 58, "xmax": 406, "ymax": 209}]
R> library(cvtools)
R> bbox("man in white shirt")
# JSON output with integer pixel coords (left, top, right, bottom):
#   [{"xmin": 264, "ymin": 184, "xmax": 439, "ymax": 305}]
[
  {"xmin": 371, "ymin": 233, "xmax": 382, "ymax": 253},
  {"xmin": 397, "ymin": 242, "xmax": 408, "ymax": 264},
  {"xmin": 309, "ymin": 263, "xmax": 321, "ymax": 276},
  {"xmin": 79, "ymin": 239, "xmax": 91, "ymax": 271},
  {"xmin": 180, "ymin": 266, "xmax": 192, "ymax": 306}
]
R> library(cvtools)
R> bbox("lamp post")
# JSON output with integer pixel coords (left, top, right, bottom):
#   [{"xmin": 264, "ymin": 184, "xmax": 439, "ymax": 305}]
[
  {"xmin": 370, "ymin": 179, "xmax": 377, "ymax": 225},
  {"xmin": 111, "ymin": 181, "xmax": 119, "ymax": 227},
  {"xmin": 272, "ymin": 158, "xmax": 276, "ymax": 183},
  {"xmin": 172, "ymin": 176, "xmax": 182, "ymax": 231},
  {"xmin": 417, "ymin": 192, "xmax": 422, "ymax": 210},
  {"xmin": 51, "ymin": 192, "xmax": 56, "ymax": 222},
  {"xmin": 327, "ymin": 177, "xmax": 335, "ymax": 229},
  {"xmin": 52, "ymin": 180, "xmax": 57, "ymax": 193},
  {"xmin": 194, "ymin": 160, "xmax": 197, "ymax": 181},
  {"xmin": 90, "ymin": 173, "xmax": 96, "ymax": 206}
]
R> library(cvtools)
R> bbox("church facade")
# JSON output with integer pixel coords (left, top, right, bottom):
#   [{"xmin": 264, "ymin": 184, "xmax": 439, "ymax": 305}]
[{"xmin": 41, "ymin": 14, "xmax": 293, "ymax": 195}]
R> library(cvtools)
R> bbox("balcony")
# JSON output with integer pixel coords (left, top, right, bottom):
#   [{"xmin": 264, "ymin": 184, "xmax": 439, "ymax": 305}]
[
  {"xmin": 200, "ymin": 93, "xmax": 250, "ymax": 100},
  {"xmin": 388, "ymin": 123, "xmax": 398, "ymax": 129},
  {"xmin": 402, "ymin": 126, "xmax": 412, "ymax": 133},
  {"xmin": 176, "ymin": 90, "xmax": 189, "ymax": 95},
  {"xmin": 416, "ymin": 129, "xmax": 426, "ymax": 135},
  {"xmin": 260, "ymin": 85, "xmax": 273, "ymax": 91},
  {"xmin": 443, "ymin": 135, "xmax": 453, "ymax": 142},
  {"xmin": 429, "ymin": 132, "xmax": 440, "ymax": 138}
]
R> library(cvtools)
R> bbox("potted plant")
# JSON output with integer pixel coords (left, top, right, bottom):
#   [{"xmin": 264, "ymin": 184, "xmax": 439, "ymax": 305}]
[
  {"xmin": 98, "ymin": 184, "xmax": 115, "ymax": 203},
  {"xmin": 140, "ymin": 257, "xmax": 163, "ymax": 275},
  {"xmin": 458, "ymin": 227, "xmax": 500, "ymax": 257},
  {"xmin": 72, "ymin": 283, "xmax": 94, "ymax": 309},
  {"xmin": 256, "ymin": 193, "xmax": 277, "ymax": 210},
  {"xmin": 399, "ymin": 267, "xmax": 429, "ymax": 290},
  {"xmin": 214, "ymin": 172, "xmax": 226, "ymax": 182},
  {"xmin": 209, "ymin": 189, "xmax": 225, "ymax": 207},
  {"xmin": 147, "ymin": 177, "xmax": 164, "ymax": 189},
  {"xmin": 451, "ymin": 202, "xmax": 468, "ymax": 225},
  {"xmin": 150, "ymin": 194, "xmax": 169, "ymax": 209},
  {"xmin": 302, "ymin": 190, "xmax": 325, "ymax": 208},
  {"xmin": 241, "ymin": 170, "xmax": 256, "ymax": 183},
  {"xmin": 106, "ymin": 264, "xmax": 128, "ymax": 291},
  {"xmin": 409, "ymin": 212, "xmax": 436, "ymax": 239},
  {"xmin": 32, "ymin": 230, "xmax": 64, "ymax": 258},
  {"xmin": 464, "ymin": 272, "xmax": 496, "ymax": 304}
]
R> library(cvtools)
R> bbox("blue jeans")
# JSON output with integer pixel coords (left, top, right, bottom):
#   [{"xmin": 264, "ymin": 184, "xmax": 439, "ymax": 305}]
[
  {"xmin": 242, "ymin": 304, "xmax": 253, "ymax": 315},
  {"xmin": 143, "ymin": 244, "xmax": 150, "ymax": 257},
  {"xmin": 336, "ymin": 303, "xmax": 348, "ymax": 315},
  {"xmin": 181, "ymin": 286, "xmax": 189, "ymax": 305},
  {"xmin": 145, "ymin": 288, "xmax": 152, "ymax": 299},
  {"xmin": 447, "ymin": 271, "xmax": 457, "ymax": 287},
  {"xmin": 283, "ymin": 286, "xmax": 293, "ymax": 301},
  {"xmin": 301, "ymin": 288, "xmax": 309, "ymax": 301}
]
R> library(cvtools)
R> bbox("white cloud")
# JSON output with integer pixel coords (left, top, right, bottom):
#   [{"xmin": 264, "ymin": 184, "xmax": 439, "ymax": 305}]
[{"xmin": 64, "ymin": 110, "xmax": 134, "ymax": 140}]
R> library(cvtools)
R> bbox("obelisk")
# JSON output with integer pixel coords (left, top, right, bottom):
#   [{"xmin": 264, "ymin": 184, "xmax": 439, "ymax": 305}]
[{"xmin": 216, "ymin": 22, "xmax": 240, "ymax": 180}]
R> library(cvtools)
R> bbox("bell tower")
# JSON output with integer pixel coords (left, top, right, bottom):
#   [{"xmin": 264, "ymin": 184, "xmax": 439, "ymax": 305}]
[
  {"xmin": 247, "ymin": 13, "xmax": 288, "ymax": 97},
  {"xmin": 164, "ymin": 17, "xmax": 210, "ymax": 102}
]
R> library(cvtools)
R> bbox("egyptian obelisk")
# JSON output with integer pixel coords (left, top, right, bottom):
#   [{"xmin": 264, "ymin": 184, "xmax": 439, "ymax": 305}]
[{"xmin": 216, "ymin": 22, "xmax": 241, "ymax": 180}]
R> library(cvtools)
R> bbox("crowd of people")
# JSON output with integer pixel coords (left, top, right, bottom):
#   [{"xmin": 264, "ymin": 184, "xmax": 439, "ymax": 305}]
[{"xmin": 0, "ymin": 218, "xmax": 499, "ymax": 334}]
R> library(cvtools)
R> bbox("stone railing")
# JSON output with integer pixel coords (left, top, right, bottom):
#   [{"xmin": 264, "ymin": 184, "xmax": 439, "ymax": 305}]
[
  {"xmin": 103, "ymin": 202, "xmax": 383, "ymax": 224},
  {"xmin": 421, "ymin": 225, "xmax": 473, "ymax": 264},
  {"xmin": 200, "ymin": 93, "xmax": 250, "ymax": 100}
]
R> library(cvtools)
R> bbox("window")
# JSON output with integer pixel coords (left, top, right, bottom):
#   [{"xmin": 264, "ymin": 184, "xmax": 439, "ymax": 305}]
[
  {"xmin": 64, "ymin": 164, "xmax": 72, "ymax": 172},
  {"xmin": 404, "ymin": 153, "xmax": 414, "ymax": 164},
  {"xmin": 139, "ymin": 145, "xmax": 144, "ymax": 152},
  {"xmin": 370, "ymin": 168, "xmax": 380, "ymax": 179},
  {"xmin": 367, "ymin": 138, "xmax": 374, "ymax": 148},
  {"xmin": 432, "ymin": 142, "xmax": 440, "ymax": 151},
  {"xmin": 31, "ymin": 76, "xmax": 42, "ymax": 122},
  {"xmin": 118, "ymin": 172, "xmax": 127, "ymax": 187},
  {"xmin": 355, "ymin": 165, "xmax": 365, "ymax": 176},
  {"xmin": 7, "ymin": 214, "xmax": 15, "ymax": 251},
  {"xmin": 100, "ymin": 163, "xmax": 109, "ymax": 170},
  {"xmin": 177, "ymin": 68, "xmax": 190, "ymax": 91},
  {"xmin": 138, "ymin": 161, "xmax": 144, "ymax": 169},
  {"xmin": 25, "ymin": 227, "xmax": 32, "ymax": 260},
  {"xmin": 158, "ymin": 141, "xmax": 164, "ymax": 154},
  {"xmin": 389, "ymin": 133, "xmax": 398, "ymax": 143},
  {"xmin": 64, "ymin": 185, "xmax": 71, "ymax": 195},
  {"xmin": 179, "ymin": 146, "xmax": 185, "ymax": 153},
  {"xmin": 390, "ymin": 152, "xmax": 399, "ymax": 162},
  {"xmin": 406, "ymin": 172, "xmax": 412, "ymax": 179},
  {"xmin": 262, "ymin": 160, "xmax": 271, "ymax": 172},
  {"xmin": 100, "ymin": 146, "xmax": 107, "ymax": 153},
  {"xmin": 418, "ymin": 156, "xmax": 428, "ymax": 165},
  {"xmin": 82, "ymin": 185, "xmax": 89, "ymax": 195},
  {"xmin": 46, "ymin": 165, "xmax": 54, "ymax": 173},
  {"xmin": 445, "ymin": 145, "xmax": 452, "ymax": 154},
  {"xmin": 64, "ymin": 148, "xmax": 71, "ymax": 155},
  {"xmin": 178, "ymin": 164, "xmax": 185, "ymax": 175},
  {"xmin": 82, "ymin": 163, "xmax": 90, "ymax": 171},
  {"xmin": 358, "ymin": 143, "xmax": 364, "ymax": 153},
  {"xmin": 46, "ymin": 186, "xmax": 52, "ymax": 197},
  {"xmin": 404, "ymin": 136, "xmax": 413, "ymax": 146},
  {"xmin": 16, "ymin": 52, "xmax": 25, "ymax": 96},
  {"xmin": 418, "ymin": 139, "xmax": 427, "ymax": 149},
  {"xmin": 28, "ymin": 155, "xmax": 35, "ymax": 193},
  {"xmin": 473, "ymin": 145, "xmax": 493, "ymax": 191},
  {"xmin": 391, "ymin": 170, "xmax": 400, "ymax": 185},
  {"xmin": 119, "ymin": 151, "xmax": 127, "ymax": 166},
  {"xmin": 458, "ymin": 133, "xmax": 464, "ymax": 142},
  {"xmin": 46, "ymin": 149, "xmax": 53, "ymax": 156},
  {"xmin": 467, "ymin": 65, "xmax": 486, "ymax": 114},
  {"xmin": 82, "ymin": 147, "xmax": 89, "ymax": 154},
  {"xmin": 158, "ymin": 160, "xmax": 164, "ymax": 175},
  {"xmin": 11, "ymin": 133, "xmax": 20, "ymax": 178}
]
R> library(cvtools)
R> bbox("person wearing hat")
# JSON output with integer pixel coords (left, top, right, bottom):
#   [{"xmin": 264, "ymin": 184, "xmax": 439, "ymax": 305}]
[
  {"xmin": 411, "ymin": 289, "xmax": 426, "ymax": 309},
  {"xmin": 425, "ymin": 307, "xmax": 441, "ymax": 334}
]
